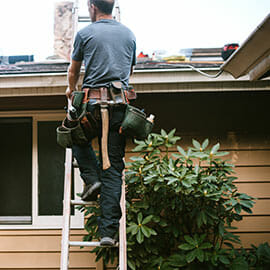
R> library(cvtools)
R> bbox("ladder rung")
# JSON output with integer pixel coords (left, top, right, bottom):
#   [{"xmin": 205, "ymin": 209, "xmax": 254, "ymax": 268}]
[
  {"xmin": 78, "ymin": 16, "xmax": 91, "ymax": 22},
  {"xmin": 70, "ymin": 200, "xmax": 98, "ymax": 206},
  {"xmin": 69, "ymin": 241, "xmax": 118, "ymax": 247}
]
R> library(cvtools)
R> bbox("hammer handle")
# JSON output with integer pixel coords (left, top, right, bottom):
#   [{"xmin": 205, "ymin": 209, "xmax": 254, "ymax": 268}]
[{"xmin": 101, "ymin": 107, "xmax": 111, "ymax": 170}]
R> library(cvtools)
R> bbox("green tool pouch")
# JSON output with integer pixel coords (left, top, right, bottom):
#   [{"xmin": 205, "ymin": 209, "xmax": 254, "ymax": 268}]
[
  {"xmin": 71, "ymin": 122, "xmax": 89, "ymax": 145},
  {"xmin": 121, "ymin": 105, "xmax": 154, "ymax": 140},
  {"xmin": 56, "ymin": 119, "xmax": 89, "ymax": 148},
  {"xmin": 72, "ymin": 91, "xmax": 85, "ymax": 110},
  {"xmin": 57, "ymin": 126, "xmax": 73, "ymax": 148}
]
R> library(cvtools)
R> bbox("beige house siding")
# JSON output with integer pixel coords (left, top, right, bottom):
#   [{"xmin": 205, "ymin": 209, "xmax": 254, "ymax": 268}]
[{"xmin": 0, "ymin": 229, "xmax": 104, "ymax": 269}]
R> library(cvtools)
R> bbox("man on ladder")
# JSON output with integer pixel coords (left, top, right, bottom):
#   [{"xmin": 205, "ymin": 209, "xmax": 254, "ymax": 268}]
[{"xmin": 66, "ymin": 0, "xmax": 136, "ymax": 246}]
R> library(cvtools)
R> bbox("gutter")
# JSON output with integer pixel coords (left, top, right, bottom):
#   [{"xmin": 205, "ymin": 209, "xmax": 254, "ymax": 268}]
[{"xmin": 221, "ymin": 13, "xmax": 270, "ymax": 80}]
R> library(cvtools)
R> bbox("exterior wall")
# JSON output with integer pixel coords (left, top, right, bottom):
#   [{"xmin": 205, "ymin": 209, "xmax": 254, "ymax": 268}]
[
  {"xmin": 0, "ymin": 70, "xmax": 269, "ymax": 268},
  {"xmin": 0, "ymin": 229, "xmax": 103, "ymax": 269}
]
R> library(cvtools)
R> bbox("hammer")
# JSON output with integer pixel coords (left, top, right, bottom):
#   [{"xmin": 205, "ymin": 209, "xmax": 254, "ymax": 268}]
[{"xmin": 100, "ymin": 88, "xmax": 111, "ymax": 170}]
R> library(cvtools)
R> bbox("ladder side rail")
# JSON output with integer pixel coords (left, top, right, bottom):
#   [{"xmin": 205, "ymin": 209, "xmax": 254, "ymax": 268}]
[
  {"xmin": 72, "ymin": 0, "xmax": 79, "ymax": 43},
  {"xmin": 60, "ymin": 149, "xmax": 73, "ymax": 270},
  {"xmin": 119, "ymin": 168, "xmax": 127, "ymax": 270}
]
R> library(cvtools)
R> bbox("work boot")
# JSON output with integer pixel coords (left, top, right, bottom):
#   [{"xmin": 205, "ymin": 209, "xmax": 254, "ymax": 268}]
[
  {"xmin": 81, "ymin": 182, "xmax": 101, "ymax": 201},
  {"xmin": 100, "ymin": 236, "xmax": 117, "ymax": 246}
]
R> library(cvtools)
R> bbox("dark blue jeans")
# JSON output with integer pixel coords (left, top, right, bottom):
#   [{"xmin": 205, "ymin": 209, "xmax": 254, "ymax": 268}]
[{"xmin": 72, "ymin": 104, "xmax": 126, "ymax": 238}]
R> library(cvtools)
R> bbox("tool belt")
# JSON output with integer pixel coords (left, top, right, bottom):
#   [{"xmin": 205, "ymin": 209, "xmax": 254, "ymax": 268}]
[
  {"xmin": 57, "ymin": 83, "xmax": 154, "ymax": 165},
  {"xmin": 56, "ymin": 83, "xmax": 135, "ymax": 147}
]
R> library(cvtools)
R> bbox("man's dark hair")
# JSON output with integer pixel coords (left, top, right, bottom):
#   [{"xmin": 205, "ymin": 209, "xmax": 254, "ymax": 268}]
[{"xmin": 90, "ymin": 0, "xmax": 115, "ymax": 15}]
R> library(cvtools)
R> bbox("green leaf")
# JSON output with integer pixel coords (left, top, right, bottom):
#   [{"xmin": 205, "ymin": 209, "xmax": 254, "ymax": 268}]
[
  {"xmin": 218, "ymin": 222, "xmax": 225, "ymax": 236},
  {"xmin": 239, "ymin": 193, "xmax": 253, "ymax": 200},
  {"xmin": 149, "ymin": 228, "xmax": 157, "ymax": 235},
  {"xmin": 166, "ymin": 176, "xmax": 178, "ymax": 185},
  {"xmin": 197, "ymin": 213, "xmax": 203, "ymax": 228},
  {"xmin": 142, "ymin": 163, "xmax": 155, "ymax": 171},
  {"xmin": 131, "ymin": 225, "xmax": 139, "ymax": 236},
  {"xmin": 192, "ymin": 139, "xmax": 201, "ymax": 150},
  {"xmin": 202, "ymin": 139, "xmax": 209, "ymax": 149},
  {"xmin": 200, "ymin": 242, "xmax": 212, "ymax": 249},
  {"xmin": 193, "ymin": 152, "xmax": 208, "ymax": 159},
  {"xmin": 126, "ymin": 224, "xmax": 138, "ymax": 234},
  {"xmin": 141, "ymin": 225, "xmax": 151, "ymax": 238},
  {"xmin": 137, "ymin": 212, "xmax": 143, "ymax": 224},
  {"xmin": 211, "ymin": 143, "xmax": 220, "ymax": 154},
  {"xmin": 136, "ymin": 228, "xmax": 144, "ymax": 244},
  {"xmin": 161, "ymin": 129, "xmax": 167, "ymax": 137},
  {"xmin": 182, "ymin": 179, "xmax": 192, "ymax": 188},
  {"xmin": 184, "ymin": 235, "xmax": 197, "ymax": 246},
  {"xmin": 132, "ymin": 145, "xmax": 145, "ymax": 152},
  {"xmin": 215, "ymin": 151, "xmax": 229, "ymax": 157},
  {"xmin": 231, "ymin": 256, "xmax": 248, "ymax": 270},
  {"xmin": 239, "ymin": 200, "xmax": 253, "ymax": 208},
  {"xmin": 231, "ymin": 199, "xmax": 238, "ymax": 207},
  {"xmin": 196, "ymin": 248, "xmax": 204, "ymax": 262},
  {"xmin": 219, "ymin": 255, "xmax": 230, "ymax": 265},
  {"xmin": 201, "ymin": 211, "xmax": 207, "ymax": 225},
  {"xmin": 194, "ymin": 165, "xmax": 200, "ymax": 175},
  {"xmin": 142, "ymin": 215, "xmax": 153, "ymax": 225},
  {"xmin": 186, "ymin": 250, "xmax": 196, "ymax": 263},
  {"xmin": 178, "ymin": 243, "xmax": 194, "ymax": 251},
  {"xmin": 242, "ymin": 206, "xmax": 253, "ymax": 214},
  {"xmin": 235, "ymin": 204, "xmax": 242, "ymax": 214},
  {"xmin": 154, "ymin": 183, "xmax": 161, "ymax": 191},
  {"xmin": 168, "ymin": 254, "xmax": 187, "ymax": 267},
  {"xmin": 127, "ymin": 259, "xmax": 136, "ymax": 270},
  {"xmin": 160, "ymin": 220, "xmax": 167, "ymax": 227},
  {"xmin": 168, "ymin": 128, "xmax": 176, "ymax": 138},
  {"xmin": 130, "ymin": 156, "xmax": 145, "ymax": 161},
  {"xmin": 177, "ymin": 146, "xmax": 186, "ymax": 156}
]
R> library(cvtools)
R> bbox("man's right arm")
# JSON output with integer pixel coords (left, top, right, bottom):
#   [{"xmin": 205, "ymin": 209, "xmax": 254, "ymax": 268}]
[{"xmin": 66, "ymin": 59, "xmax": 82, "ymax": 99}]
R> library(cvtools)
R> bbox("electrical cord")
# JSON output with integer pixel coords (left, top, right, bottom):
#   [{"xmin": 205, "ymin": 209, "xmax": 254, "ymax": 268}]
[{"xmin": 162, "ymin": 63, "xmax": 224, "ymax": 78}]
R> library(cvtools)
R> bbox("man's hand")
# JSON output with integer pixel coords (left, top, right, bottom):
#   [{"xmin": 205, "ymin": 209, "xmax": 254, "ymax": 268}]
[{"xmin": 66, "ymin": 87, "xmax": 76, "ymax": 99}]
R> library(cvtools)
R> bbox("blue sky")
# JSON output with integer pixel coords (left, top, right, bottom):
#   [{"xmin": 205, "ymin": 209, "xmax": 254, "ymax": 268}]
[{"xmin": 0, "ymin": 0, "xmax": 269, "ymax": 61}]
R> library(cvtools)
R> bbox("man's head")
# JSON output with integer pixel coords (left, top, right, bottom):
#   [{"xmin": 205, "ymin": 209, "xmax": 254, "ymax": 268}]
[{"xmin": 88, "ymin": 0, "xmax": 115, "ymax": 22}]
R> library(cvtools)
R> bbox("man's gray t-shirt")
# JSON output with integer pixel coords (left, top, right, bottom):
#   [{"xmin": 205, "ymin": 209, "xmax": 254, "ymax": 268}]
[{"xmin": 72, "ymin": 19, "xmax": 136, "ymax": 89}]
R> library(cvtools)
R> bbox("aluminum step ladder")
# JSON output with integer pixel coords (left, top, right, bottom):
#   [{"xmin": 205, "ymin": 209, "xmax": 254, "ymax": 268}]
[{"xmin": 60, "ymin": 148, "xmax": 127, "ymax": 270}]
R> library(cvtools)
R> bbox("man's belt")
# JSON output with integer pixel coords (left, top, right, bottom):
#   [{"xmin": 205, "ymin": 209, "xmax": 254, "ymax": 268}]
[
  {"xmin": 84, "ymin": 88, "xmax": 110, "ymax": 100},
  {"xmin": 83, "ymin": 87, "xmax": 136, "ymax": 102}
]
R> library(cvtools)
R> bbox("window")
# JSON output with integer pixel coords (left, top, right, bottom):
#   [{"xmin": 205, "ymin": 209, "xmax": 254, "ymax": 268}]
[
  {"xmin": 38, "ymin": 121, "xmax": 74, "ymax": 216},
  {"xmin": 0, "ymin": 113, "xmax": 83, "ymax": 229},
  {"xmin": 0, "ymin": 118, "xmax": 32, "ymax": 224}
]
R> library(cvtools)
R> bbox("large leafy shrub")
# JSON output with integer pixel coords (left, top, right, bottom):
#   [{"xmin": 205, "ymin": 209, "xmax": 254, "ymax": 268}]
[{"xmin": 83, "ymin": 129, "xmax": 260, "ymax": 269}]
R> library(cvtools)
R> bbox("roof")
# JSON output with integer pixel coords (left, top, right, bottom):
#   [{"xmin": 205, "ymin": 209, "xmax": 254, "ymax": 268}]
[
  {"xmin": 221, "ymin": 13, "xmax": 270, "ymax": 80},
  {"xmin": 0, "ymin": 61, "xmax": 70, "ymax": 75}
]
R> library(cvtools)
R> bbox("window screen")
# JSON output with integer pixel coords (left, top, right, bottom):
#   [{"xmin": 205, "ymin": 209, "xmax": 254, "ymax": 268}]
[{"xmin": 0, "ymin": 118, "xmax": 32, "ymax": 223}]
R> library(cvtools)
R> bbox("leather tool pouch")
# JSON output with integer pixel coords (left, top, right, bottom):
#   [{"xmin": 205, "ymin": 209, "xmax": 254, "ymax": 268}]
[
  {"xmin": 120, "ymin": 105, "xmax": 153, "ymax": 140},
  {"xmin": 80, "ymin": 111, "xmax": 99, "ymax": 140}
]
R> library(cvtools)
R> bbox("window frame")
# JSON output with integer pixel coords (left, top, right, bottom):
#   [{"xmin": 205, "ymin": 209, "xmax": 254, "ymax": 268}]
[{"xmin": 0, "ymin": 111, "xmax": 84, "ymax": 229}]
